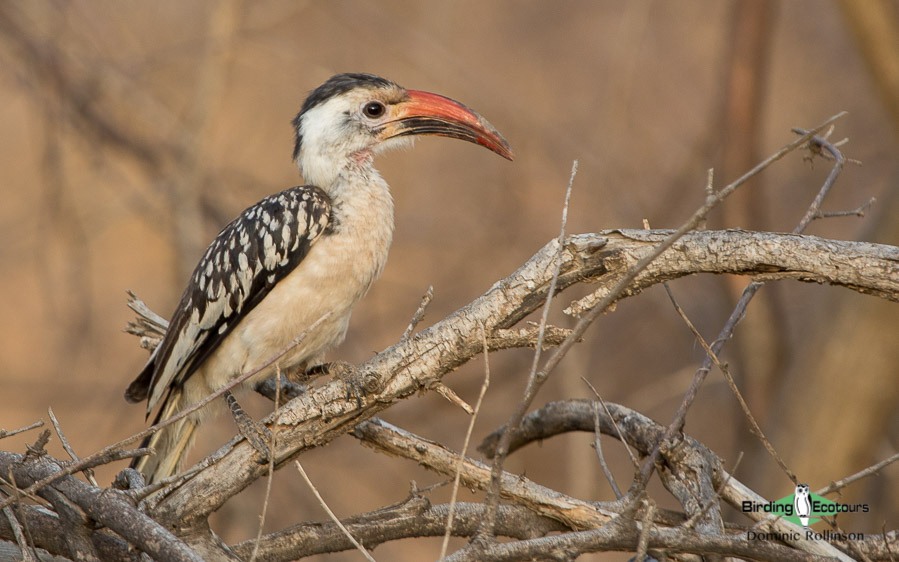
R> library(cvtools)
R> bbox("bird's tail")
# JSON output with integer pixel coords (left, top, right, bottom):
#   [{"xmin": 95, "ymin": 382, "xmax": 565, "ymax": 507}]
[{"xmin": 130, "ymin": 387, "xmax": 199, "ymax": 485}]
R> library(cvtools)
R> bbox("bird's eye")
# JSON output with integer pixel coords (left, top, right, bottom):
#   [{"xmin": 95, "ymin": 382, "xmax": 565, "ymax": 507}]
[{"xmin": 362, "ymin": 101, "xmax": 386, "ymax": 119}]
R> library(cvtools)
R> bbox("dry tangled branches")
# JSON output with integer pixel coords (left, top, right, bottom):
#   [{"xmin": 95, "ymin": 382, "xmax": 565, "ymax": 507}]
[{"xmin": 2, "ymin": 117, "xmax": 898, "ymax": 561}]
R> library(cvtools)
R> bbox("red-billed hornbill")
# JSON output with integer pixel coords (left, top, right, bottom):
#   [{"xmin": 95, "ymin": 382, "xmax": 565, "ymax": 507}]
[{"xmin": 125, "ymin": 73, "xmax": 513, "ymax": 484}]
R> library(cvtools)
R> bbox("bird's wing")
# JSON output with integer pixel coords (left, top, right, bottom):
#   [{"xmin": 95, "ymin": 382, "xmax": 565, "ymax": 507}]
[{"xmin": 126, "ymin": 185, "xmax": 331, "ymax": 414}]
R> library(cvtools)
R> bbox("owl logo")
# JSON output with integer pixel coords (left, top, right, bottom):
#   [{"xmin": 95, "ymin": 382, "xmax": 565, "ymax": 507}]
[{"xmin": 794, "ymin": 484, "xmax": 811, "ymax": 527}]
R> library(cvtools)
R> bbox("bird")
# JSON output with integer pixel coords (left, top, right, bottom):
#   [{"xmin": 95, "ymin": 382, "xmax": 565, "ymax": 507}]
[{"xmin": 125, "ymin": 73, "xmax": 514, "ymax": 484}]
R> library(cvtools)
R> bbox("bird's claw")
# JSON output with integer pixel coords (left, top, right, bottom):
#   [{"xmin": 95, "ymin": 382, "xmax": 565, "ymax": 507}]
[
  {"xmin": 306, "ymin": 361, "xmax": 366, "ymax": 407},
  {"xmin": 225, "ymin": 390, "xmax": 274, "ymax": 464}
]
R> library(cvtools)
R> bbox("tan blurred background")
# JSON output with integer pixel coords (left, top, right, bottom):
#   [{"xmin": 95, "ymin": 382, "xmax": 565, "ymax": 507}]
[{"xmin": 1, "ymin": 1, "xmax": 897, "ymax": 559}]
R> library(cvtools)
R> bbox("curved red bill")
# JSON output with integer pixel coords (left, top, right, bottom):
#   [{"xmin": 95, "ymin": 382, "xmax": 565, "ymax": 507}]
[{"xmin": 383, "ymin": 89, "xmax": 514, "ymax": 160}]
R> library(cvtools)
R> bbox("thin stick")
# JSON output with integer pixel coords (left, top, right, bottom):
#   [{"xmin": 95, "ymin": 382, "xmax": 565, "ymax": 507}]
[
  {"xmin": 4, "ymin": 467, "xmax": 38, "ymax": 562},
  {"xmin": 250, "ymin": 367, "xmax": 281, "ymax": 562},
  {"xmin": 793, "ymin": 132, "xmax": 847, "ymax": 233},
  {"xmin": 814, "ymin": 197, "xmax": 875, "ymax": 220},
  {"xmin": 2, "ymin": 504, "xmax": 36, "ymax": 562},
  {"xmin": 0, "ymin": 311, "xmax": 332, "ymax": 512},
  {"xmin": 639, "ymin": 115, "xmax": 848, "ymax": 485},
  {"xmin": 439, "ymin": 322, "xmax": 491, "ymax": 560},
  {"xmin": 581, "ymin": 377, "xmax": 640, "ymax": 470},
  {"xmin": 48, "ymin": 408, "xmax": 98, "ymax": 487},
  {"xmin": 592, "ymin": 401, "xmax": 622, "ymax": 500},
  {"xmin": 295, "ymin": 461, "xmax": 376, "ymax": 562},
  {"xmin": 815, "ymin": 451, "xmax": 899, "ymax": 497},
  {"xmin": 662, "ymin": 283, "xmax": 797, "ymax": 482},
  {"xmin": 401, "ymin": 286, "xmax": 434, "ymax": 343},
  {"xmin": 0, "ymin": 421, "xmax": 44, "ymax": 441},
  {"xmin": 129, "ymin": 463, "xmax": 207, "ymax": 502},
  {"xmin": 635, "ymin": 499, "xmax": 656, "ymax": 561},
  {"xmin": 480, "ymin": 159, "xmax": 577, "ymax": 536},
  {"xmin": 431, "ymin": 383, "xmax": 474, "ymax": 414}
]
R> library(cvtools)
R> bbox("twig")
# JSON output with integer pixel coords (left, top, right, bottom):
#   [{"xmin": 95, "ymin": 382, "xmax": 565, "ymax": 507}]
[
  {"xmin": 1, "ymin": 473, "xmax": 47, "ymax": 509},
  {"xmin": 591, "ymin": 401, "xmax": 622, "ymax": 500},
  {"xmin": 125, "ymin": 290, "xmax": 168, "ymax": 335},
  {"xmin": 295, "ymin": 461, "xmax": 376, "ymax": 562},
  {"xmin": 229, "ymin": 500, "xmax": 566, "ymax": 559},
  {"xmin": 0, "ymin": 311, "xmax": 332, "ymax": 512},
  {"xmin": 48, "ymin": 408, "xmax": 98, "ymax": 487},
  {"xmin": 2, "ymin": 504, "xmax": 37, "ymax": 562},
  {"xmin": 443, "ymin": 518, "xmax": 827, "ymax": 562},
  {"xmin": 476, "ymin": 399, "xmax": 853, "ymax": 560},
  {"xmin": 818, "ymin": 515, "xmax": 874, "ymax": 562},
  {"xmin": 640, "ymin": 115, "xmax": 849, "ymax": 485},
  {"xmin": 662, "ymin": 283, "xmax": 797, "ymax": 482},
  {"xmin": 2, "ymin": 449, "xmax": 203, "ymax": 561},
  {"xmin": 635, "ymin": 499, "xmax": 656, "ymax": 562},
  {"xmin": 25, "ymin": 430, "xmax": 50, "ymax": 457},
  {"xmin": 0, "ymin": 421, "xmax": 44, "ymax": 441},
  {"xmin": 814, "ymin": 197, "xmax": 876, "ymax": 220},
  {"xmin": 439, "ymin": 322, "xmax": 491, "ymax": 560},
  {"xmin": 430, "ymin": 383, "xmax": 474, "ymax": 414},
  {"xmin": 401, "ymin": 285, "xmax": 434, "ymax": 344},
  {"xmin": 355, "ymin": 418, "xmax": 618, "ymax": 530},
  {"xmin": 581, "ymin": 377, "xmax": 639, "ymax": 470},
  {"xmin": 480, "ymin": 159, "xmax": 577, "ymax": 537},
  {"xmin": 250, "ymin": 367, "xmax": 281, "ymax": 562},
  {"xmin": 697, "ymin": 168, "xmax": 715, "ymax": 230},
  {"xmin": 815, "ymin": 451, "xmax": 899, "ymax": 497},
  {"xmin": 128, "ymin": 463, "xmax": 206, "ymax": 503},
  {"xmin": 2, "ymin": 475, "xmax": 38, "ymax": 562},
  {"xmin": 475, "ymin": 399, "xmax": 852, "ymax": 559},
  {"xmin": 793, "ymin": 131, "xmax": 847, "ymax": 233}
]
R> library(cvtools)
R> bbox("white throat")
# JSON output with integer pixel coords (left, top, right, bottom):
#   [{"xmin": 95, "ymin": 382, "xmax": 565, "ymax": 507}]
[{"xmin": 296, "ymin": 96, "xmax": 368, "ymax": 190}]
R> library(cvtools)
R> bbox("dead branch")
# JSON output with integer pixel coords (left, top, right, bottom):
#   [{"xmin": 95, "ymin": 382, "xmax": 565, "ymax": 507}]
[
  {"xmin": 1, "ymin": 228, "xmax": 895, "ymax": 559},
  {"xmin": 353, "ymin": 418, "xmax": 621, "ymax": 530},
  {"xmin": 0, "ymin": 422, "xmax": 45, "ymax": 442},
  {"xmin": 138, "ymin": 228, "xmax": 897, "ymax": 533},
  {"xmin": 443, "ymin": 518, "xmax": 827, "ymax": 562},
  {"xmin": 0, "ymin": 451, "xmax": 202, "ymax": 561},
  {"xmin": 229, "ymin": 496, "xmax": 566, "ymax": 560},
  {"xmin": 479, "ymin": 399, "xmax": 852, "ymax": 560}
]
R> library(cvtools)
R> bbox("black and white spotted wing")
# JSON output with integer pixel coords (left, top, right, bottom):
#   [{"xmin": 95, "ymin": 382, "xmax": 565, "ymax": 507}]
[{"xmin": 126, "ymin": 185, "xmax": 331, "ymax": 414}]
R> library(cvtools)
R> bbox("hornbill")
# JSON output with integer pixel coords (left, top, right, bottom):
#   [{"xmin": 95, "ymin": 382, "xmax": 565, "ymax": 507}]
[{"xmin": 125, "ymin": 73, "xmax": 514, "ymax": 484}]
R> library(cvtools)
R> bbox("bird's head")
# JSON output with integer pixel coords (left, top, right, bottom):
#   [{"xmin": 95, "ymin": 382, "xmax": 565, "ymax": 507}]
[{"xmin": 292, "ymin": 73, "xmax": 514, "ymax": 188}]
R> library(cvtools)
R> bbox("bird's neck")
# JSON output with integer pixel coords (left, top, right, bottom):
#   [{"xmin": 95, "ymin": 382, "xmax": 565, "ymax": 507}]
[
  {"xmin": 323, "ymin": 156, "xmax": 395, "ymax": 237},
  {"xmin": 317, "ymin": 158, "xmax": 395, "ymax": 296},
  {"xmin": 299, "ymin": 146, "xmax": 375, "ymax": 191}
]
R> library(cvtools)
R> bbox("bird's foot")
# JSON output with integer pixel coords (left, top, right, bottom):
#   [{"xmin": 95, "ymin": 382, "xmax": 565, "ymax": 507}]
[
  {"xmin": 306, "ymin": 361, "xmax": 366, "ymax": 406},
  {"xmin": 224, "ymin": 390, "xmax": 273, "ymax": 464}
]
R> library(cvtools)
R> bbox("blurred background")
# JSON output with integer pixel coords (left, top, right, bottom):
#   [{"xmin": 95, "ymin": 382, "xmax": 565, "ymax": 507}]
[{"xmin": 1, "ymin": 1, "xmax": 897, "ymax": 559}]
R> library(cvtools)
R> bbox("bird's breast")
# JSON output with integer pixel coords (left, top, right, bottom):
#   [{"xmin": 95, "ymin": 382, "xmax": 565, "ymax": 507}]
[{"xmin": 199, "ymin": 175, "xmax": 395, "ymax": 387}]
